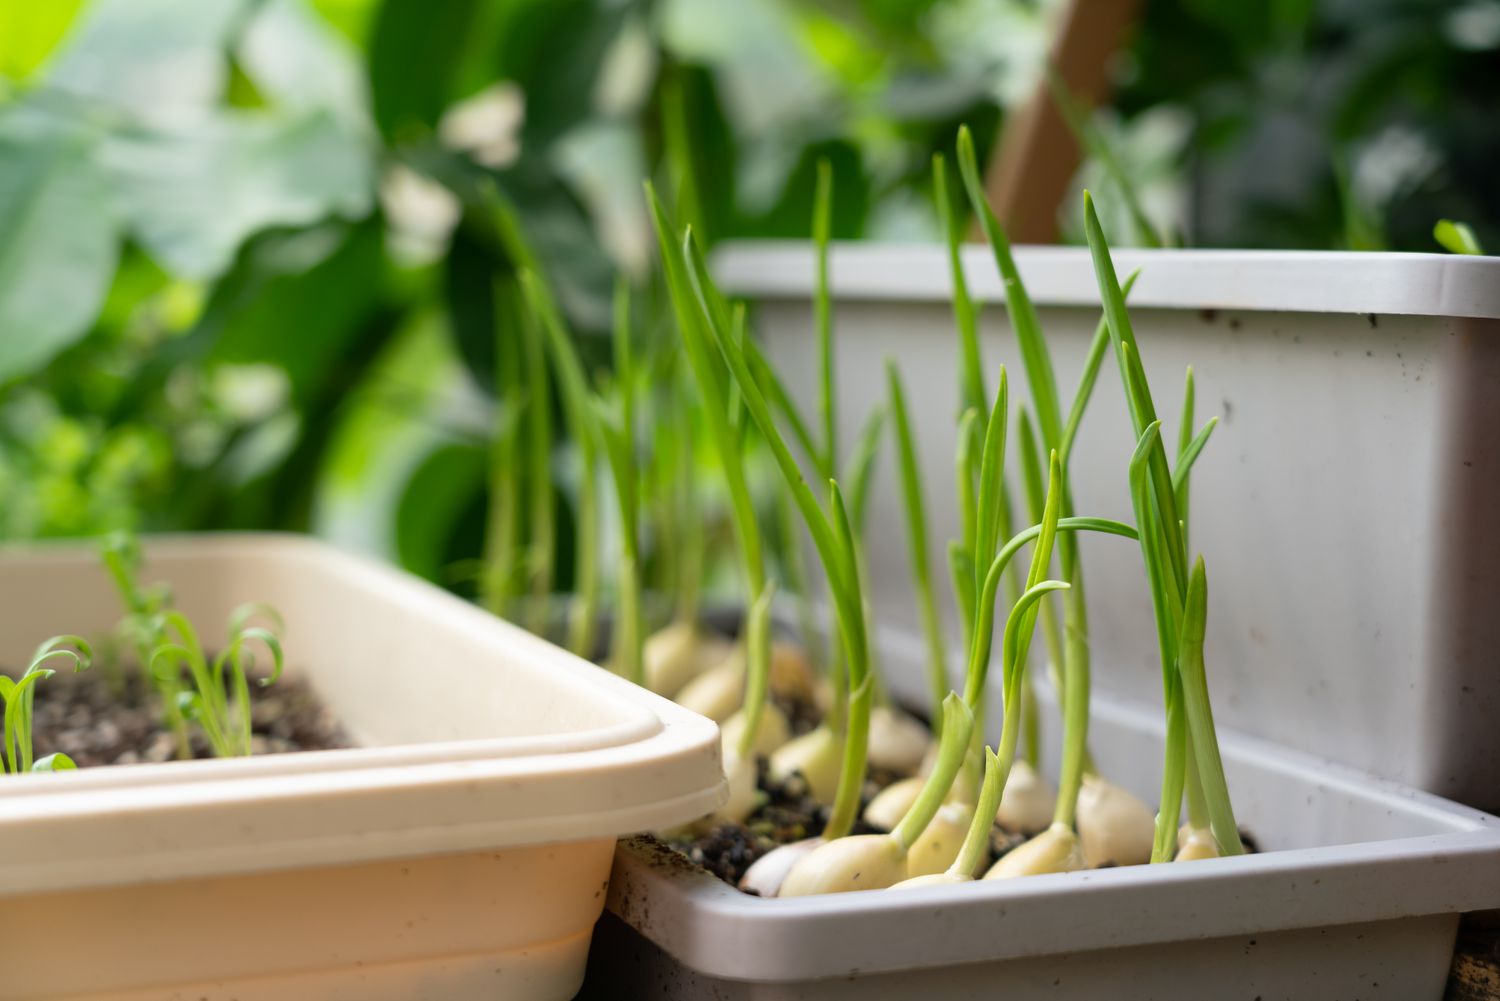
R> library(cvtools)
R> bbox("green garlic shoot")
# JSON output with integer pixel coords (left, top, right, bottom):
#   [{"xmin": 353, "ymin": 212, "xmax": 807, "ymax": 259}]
[
  {"xmin": 647, "ymin": 190, "xmax": 778, "ymax": 818},
  {"xmin": 148, "ymin": 605, "xmax": 284, "ymax": 759},
  {"xmin": 780, "ymin": 694, "xmax": 974, "ymax": 896},
  {"xmin": 2, "ymin": 636, "xmax": 92, "ymax": 774},
  {"xmin": 887, "ymin": 361, "xmax": 950, "ymax": 730},
  {"xmin": 659, "ymin": 193, "xmax": 873, "ymax": 843},
  {"xmin": 1086, "ymin": 189, "xmax": 1242, "ymax": 859}
]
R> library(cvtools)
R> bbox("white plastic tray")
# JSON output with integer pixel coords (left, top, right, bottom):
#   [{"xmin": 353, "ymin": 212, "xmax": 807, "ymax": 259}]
[
  {"xmin": 0, "ymin": 534, "xmax": 725, "ymax": 1001},
  {"xmin": 584, "ymin": 625, "xmax": 1500, "ymax": 1000},
  {"xmin": 714, "ymin": 241, "xmax": 1500, "ymax": 812}
]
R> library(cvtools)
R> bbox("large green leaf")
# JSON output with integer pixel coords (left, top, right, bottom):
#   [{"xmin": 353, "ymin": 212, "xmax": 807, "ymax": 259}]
[
  {"xmin": 101, "ymin": 110, "xmax": 374, "ymax": 280},
  {"xmin": 367, "ymin": 0, "xmax": 494, "ymax": 140},
  {"xmin": 0, "ymin": 117, "xmax": 118, "ymax": 383},
  {"xmin": 43, "ymin": 0, "xmax": 248, "ymax": 124},
  {"xmin": 238, "ymin": 0, "xmax": 371, "ymax": 128}
]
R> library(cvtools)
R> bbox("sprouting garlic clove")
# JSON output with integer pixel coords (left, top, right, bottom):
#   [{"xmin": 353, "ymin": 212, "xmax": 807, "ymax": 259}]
[
  {"xmin": 995, "ymin": 759, "xmax": 1056, "ymax": 835},
  {"xmin": 905, "ymin": 801, "xmax": 974, "ymax": 877},
  {"xmin": 1077, "ymin": 775, "xmax": 1155, "ymax": 868},
  {"xmin": 1174, "ymin": 826, "xmax": 1220, "ymax": 862},
  {"xmin": 983, "ymin": 822, "xmax": 1085, "ymax": 879},
  {"xmin": 888, "ymin": 871, "xmax": 968, "ymax": 891},
  {"xmin": 866, "ymin": 705, "xmax": 932, "ymax": 776},
  {"xmin": 709, "ymin": 750, "xmax": 761, "ymax": 825},
  {"xmin": 779, "ymin": 834, "xmax": 908, "ymax": 896},
  {"xmin": 768, "ymin": 642, "xmax": 818, "ymax": 703},
  {"xmin": 768, "ymin": 725, "xmax": 842, "ymax": 804},
  {"xmin": 863, "ymin": 776, "xmax": 925, "ymax": 832},
  {"xmin": 719, "ymin": 704, "xmax": 792, "ymax": 759},
  {"xmin": 739, "ymin": 837, "xmax": 824, "ymax": 897},
  {"xmin": 643, "ymin": 622, "xmax": 732, "ymax": 697},
  {"xmin": 674, "ymin": 659, "xmax": 744, "ymax": 722}
]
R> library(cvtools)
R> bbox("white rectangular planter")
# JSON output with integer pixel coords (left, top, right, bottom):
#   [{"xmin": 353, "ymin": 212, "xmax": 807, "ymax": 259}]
[
  {"xmin": 715, "ymin": 242, "xmax": 1500, "ymax": 811},
  {"xmin": 0, "ymin": 534, "xmax": 725, "ymax": 1001},
  {"xmin": 584, "ymin": 627, "xmax": 1500, "ymax": 1000}
]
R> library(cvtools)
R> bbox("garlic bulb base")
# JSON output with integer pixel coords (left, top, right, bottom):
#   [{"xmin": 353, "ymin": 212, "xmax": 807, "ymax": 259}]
[
  {"xmin": 905, "ymin": 802, "xmax": 974, "ymax": 877},
  {"xmin": 995, "ymin": 760, "xmax": 1057, "ymax": 834},
  {"xmin": 866, "ymin": 706, "xmax": 932, "ymax": 776},
  {"xmin": 780, "ymin": 835, "xmax": 907, "ymax": 896},
  {"xmin": 1077, "ymin": 775, "xmax": 1155, "ymax": 868},
  {"xmin": 720, "ymin": 704, "xmax": 792, "ymax": 759},
  {"xmin": 768, "ymin": 726, "xmax": 842, "ymax": 804},
  {"xmin": 739, "ymin": 837, "xmax": 823, "ymax": 897},
  {"xmin": 983, "ymin": 822, "xmax": 1085, "ymax": 879},
  {"xmin": 863, "ymin": 776, "xmax": 925, "ymax": 831}
]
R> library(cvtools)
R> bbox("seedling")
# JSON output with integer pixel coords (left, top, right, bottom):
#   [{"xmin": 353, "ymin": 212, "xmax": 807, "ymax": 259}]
[
  {"xmin": 1434, "ymin": 219, "xmax": 1485, "ymax": 256},
  {"xmin": 1085, "ymin": 189, "xmax": 1242, "ymax": 859},
  {"xmin": 2, "ymin": 636, "xmax": 92, "ymax": 774},
  {"xmin": 148, "ymin": 604, "xmax": 285, "ymax": 759},
  {"xmin": 648, "ymin": 188, "xmax": 780, "ymax": 823},
  {"xmin": 102, "ymin": 532, "xmax": 188, "ymax": 756}
]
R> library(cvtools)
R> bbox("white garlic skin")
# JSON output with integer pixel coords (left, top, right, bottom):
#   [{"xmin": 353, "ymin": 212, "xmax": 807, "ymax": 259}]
[
  {"xmin": 905, "ymin": 801, "xmax": 974, "ymax": 877},
  {"xmin": 984, "ymin": 822, "xmax": 1086, "ymax": 879},
  {"xmin": 674, "ymin": 659, "xmax": 744, "ymax": 722},
  {"xmin": 888, "ymin": 871, "xmax": 967, "ymax": 891},
  {"xmin": 862, "ymin": 776, "xmax": 924, "ymax": 832},
  {"xmin": 644, "ymin": 622, "xmax": 732, "ymax": 697},
  {"xmin": 1174, "ymin": 826, "xmax": 1221, "ymax": 862},
  {"xmin": 739, "ymin": 837, "xmax": 824, "ymax": 897},
  {"xmin": 866, "ymin": 706, "xmax": 932, "ymax": 776},
  {"xmin": 768, "ymin": 726, "xmax": 843, "ymax": 804},
  {"xmin": 719, "ymin": 704, "xmax": 792, "ymax": 759},
  {"xmin": 995, "ymin": 759, "xmax": 1056, "ymax": 834},
  {"xmin": 1077, "ymin": 775, "xmax": 1155, "ymax": 868},
  {"xmin": 780, "ymin": 834, "xmax": 907, "ymax": 896}
]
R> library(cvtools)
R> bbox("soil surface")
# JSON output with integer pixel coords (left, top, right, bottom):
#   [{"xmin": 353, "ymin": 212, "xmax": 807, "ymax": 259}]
[{"xmin": 20, "ymin": 662, "xmax": 348, "ymax": 767}]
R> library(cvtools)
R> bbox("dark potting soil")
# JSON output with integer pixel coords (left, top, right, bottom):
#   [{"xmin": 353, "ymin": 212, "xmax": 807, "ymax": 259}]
[{"xmin": 21, "ymin": 662, "xmax": 349, "ymax": 767}]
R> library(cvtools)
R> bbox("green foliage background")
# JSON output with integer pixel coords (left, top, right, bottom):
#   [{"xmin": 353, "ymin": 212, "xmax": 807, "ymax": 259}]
[{"xmin": 0, "ymin": 0, "xmax": 1493, "ymax": 586}]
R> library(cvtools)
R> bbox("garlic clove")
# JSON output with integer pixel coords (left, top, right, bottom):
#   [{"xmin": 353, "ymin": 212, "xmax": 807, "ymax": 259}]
[
  {"xmin": 768, "ymin": 725, "xmax": 842, "ymax": 804},
  {"xmin": 719, "ymin": 704, "xmax": 792, "ymax": 759},
  {"xmin": 888, "ymin": 871, "xmax": 968, "ymax": 891},
  {"xmin": 983, "ymin": 822, "xmax": 1085, "ymax": 879},
  {"xmin": 768, "ymin": 641, "xmax": 818, "ymax": 703},
  {"xmin": 674, "ymin": 659, "xmax": 744, "ymax": 722},
  {"xmin": 780, "ymin": 834, "xmax": 908, "ymax": 896},
  {"xmin": 905, "ymin": 801, "xmax": 974, "ymax": 877},
  {"xmin": 739, "ymin": 837, "xmax": 824, "ymax": 897},
  {"xmin": 1174, "ymin": 826, "xmax": 1220, "ymax": 862},
  {"xmin": 643, "ymin": 622, "xmax": 732, "ymax": 697},
  {"xmin": 995, "ymin": 759, "xmax": 1056, "ymax": 834},
  {"xmin": 1077, "ymin": 775, "xmax": 1155, "ymax": 868},
  {"xmin": 863, "ymin": 776, "xmax": 925, "ymax": 832},
  {"xmin": 866, "ymin": 705, "xmax": 932, "ymax": 776}
]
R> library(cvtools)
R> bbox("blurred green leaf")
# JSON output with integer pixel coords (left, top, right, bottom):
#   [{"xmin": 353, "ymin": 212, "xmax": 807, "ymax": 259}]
[
  {"xmin": 0, "ymin": 0, "xmax": 87, "ymax": 83},
  {"xmin": 101, "ymin": 110, "xmax": 374, "ymax": 280},
  {"xmin": 239, "ymin": 0, "xmax": 371, "ymax": 128},
  {"xmin": 367, "ymin": 0, "xmax": 494, "ymax": 140},
  {"xmin": 43, "ymin": 0, "xmax": 248, "ymax": 125},
  {"xmin": 0, "ymin": 117, "xmax": 118, "ymax": 383},
  {"xmin": 395, "ymin": 441, "xmax": 487, "ymax": 582}
]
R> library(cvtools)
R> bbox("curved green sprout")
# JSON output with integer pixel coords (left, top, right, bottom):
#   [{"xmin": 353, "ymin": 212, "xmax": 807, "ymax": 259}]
[
  {"xmin": 149, "ymin": 604, "xmax": 285, "ymax": 759},
  {"xmin": 2, "ymin": 636, "xmax": 92, "ymax": 774}
]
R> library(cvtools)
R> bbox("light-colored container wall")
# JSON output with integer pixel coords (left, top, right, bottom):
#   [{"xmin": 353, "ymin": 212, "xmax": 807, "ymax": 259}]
[
  {"xmin": 717, "ymin": 243, "xmax": 1500, "ymax": 811},
  {"xmin": 0, "ymin": 535, "xmax": 724, "ymax": 1001}
]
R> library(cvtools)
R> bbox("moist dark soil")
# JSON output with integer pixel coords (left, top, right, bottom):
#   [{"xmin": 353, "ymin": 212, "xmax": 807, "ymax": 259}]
[{"xmin": 21, "ymin": 662, "xmax": 348, "ymax": 767}]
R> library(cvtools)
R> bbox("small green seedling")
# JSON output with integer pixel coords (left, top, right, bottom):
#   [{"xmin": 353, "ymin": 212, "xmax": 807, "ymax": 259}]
[
  {"xmin": 1434, "ymin": 219, "xmax": 1485, "ymax": 256},
  {"xmin": 103, "ymin": 533, "xmax": 189, "ymax": 756},
  {"xmin": 149, "ymin": 605, "xmax": 285, "ymax": 759},
  {"xmin": 2, "ymin": 636, "xmax": 92, "ymax": 774}
]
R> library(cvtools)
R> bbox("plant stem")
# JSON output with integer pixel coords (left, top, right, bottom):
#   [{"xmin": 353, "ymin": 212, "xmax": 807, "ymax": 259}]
[{"xmin": 892, "ymin": 694, "xmax": 973, "ymax": 850}]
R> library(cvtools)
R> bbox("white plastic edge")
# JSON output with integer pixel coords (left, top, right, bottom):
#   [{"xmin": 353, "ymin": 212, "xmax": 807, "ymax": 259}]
[{"xmin": 712, "ymin": 241, "xmax": 1500, "ymax": 320}]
